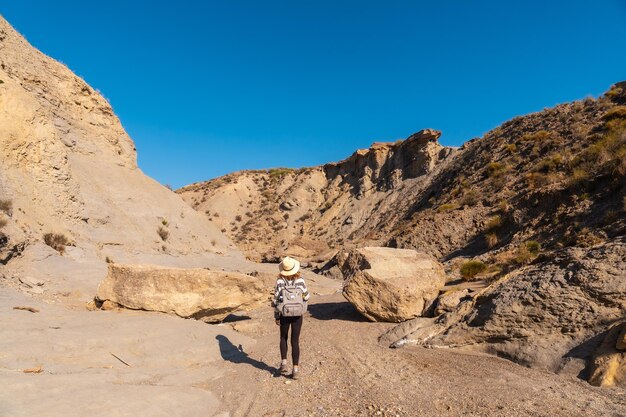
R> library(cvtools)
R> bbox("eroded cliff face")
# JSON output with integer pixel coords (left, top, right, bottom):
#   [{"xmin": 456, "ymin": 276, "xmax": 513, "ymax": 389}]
[
  {"xmin": 0, "ymin": 16, "xmax": 236, "ymax": 273},
  {"xmin": 178, "ymin": 129, "xmax": 454, "ymax": 261}
]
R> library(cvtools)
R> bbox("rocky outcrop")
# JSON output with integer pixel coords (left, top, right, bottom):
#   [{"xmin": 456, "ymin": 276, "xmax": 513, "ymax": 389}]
[
  {"xmin": 324, "ymin": 129, "xmax": 444, "ymax": 197},
  {"xmin": 96, "ymin": 264, "xmax": 270, "ymax": 322},
  {"xmin": 588, "ymin": 323, "xmax": 626, "ymax": 388},
  {"xmin": 618, "ymin": 324, "xmax": 626, "ymax": 350},
  {"xmin": 387, "ymin": 238, "xmax": 626, "ymax": 375},
  {"xmin": 339, "ymin": 247, "xmax": 445, "ymax": 322},
  {"xmin": 177, "ymin": 129, "xmax": 453, "ymax": 262},
  {"xmin": 434, "ymin": 289, "xmax": 471, "ymax": 316}
]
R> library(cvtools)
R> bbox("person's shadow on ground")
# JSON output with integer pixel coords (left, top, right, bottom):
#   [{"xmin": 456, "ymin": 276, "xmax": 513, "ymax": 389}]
[{"xmin": 215, "ymin": 335, "xmax": 277, "ymax": 374}]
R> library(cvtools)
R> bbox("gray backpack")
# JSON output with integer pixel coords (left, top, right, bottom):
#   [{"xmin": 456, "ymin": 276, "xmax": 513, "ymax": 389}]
[{"xmin": 277, "ymin": 278, "xmax": 307, "ymax": 317}]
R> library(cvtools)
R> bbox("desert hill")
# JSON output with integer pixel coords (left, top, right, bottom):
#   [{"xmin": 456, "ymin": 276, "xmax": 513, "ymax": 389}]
[
  {"xmin": 0, "ymin": 16, "xmax": 245, "ymax": 297},
  {"xmin": 179, "ymin": 83, "xmax": 625, "ymax": 267}
]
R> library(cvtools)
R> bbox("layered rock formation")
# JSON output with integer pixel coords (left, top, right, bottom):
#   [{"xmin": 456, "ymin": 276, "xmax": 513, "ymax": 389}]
[
  {"xmin": 177, "ymin": 129, "xmax": 454, "ymax": 261},
  {"xmin": 96, "ymin": 264, "xmax": 271, "ymax": 321},
  {"xmin": 339, "ymin": 247, "xmax": 445, "ymax": 322}
]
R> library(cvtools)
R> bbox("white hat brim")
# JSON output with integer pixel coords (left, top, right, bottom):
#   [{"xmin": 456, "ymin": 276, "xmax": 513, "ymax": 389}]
[{"xmin": 279, "ymin": 258, "xmax": 300, "ymax": 276}]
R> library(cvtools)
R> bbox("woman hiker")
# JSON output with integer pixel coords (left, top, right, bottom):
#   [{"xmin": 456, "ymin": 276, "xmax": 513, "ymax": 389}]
[{"xmin": 273, "ymin": 256, "xmax": 310, "ymax": 380}]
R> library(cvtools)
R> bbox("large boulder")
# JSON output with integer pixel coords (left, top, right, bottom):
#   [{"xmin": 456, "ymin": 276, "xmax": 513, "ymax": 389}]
[
  {"xmin": 96, "ymin": 264, "xmax": 269, "ymax": 322},
  {"xmin": 339, "ymin": 247, "xmax": 446, "ymax": 322}
]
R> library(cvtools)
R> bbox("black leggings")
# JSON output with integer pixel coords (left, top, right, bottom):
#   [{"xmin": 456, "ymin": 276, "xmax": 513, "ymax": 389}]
[{"xmin": 279, "ymin": 315, "xmax": 303, "ymax": 365}]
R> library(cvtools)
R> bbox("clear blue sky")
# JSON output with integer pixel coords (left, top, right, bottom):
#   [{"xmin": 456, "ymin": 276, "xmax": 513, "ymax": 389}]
[{"xmin": 2, "ymin": 1, "xmax": 626, "ymax": 188}]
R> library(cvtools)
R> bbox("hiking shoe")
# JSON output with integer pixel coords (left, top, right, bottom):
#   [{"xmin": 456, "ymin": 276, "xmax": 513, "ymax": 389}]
[
  {"xmin": 278, "ymin": 363, "xmax": 289, "ymax": 376},
  {"xmin": 291, "ymin": 368, "xmax": 300, "ymax": 380}
]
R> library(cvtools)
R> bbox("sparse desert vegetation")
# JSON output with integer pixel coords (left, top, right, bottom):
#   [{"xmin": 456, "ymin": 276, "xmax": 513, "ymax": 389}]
[
  {"xmin": 43, "ymin": 232, "xmax": 70, "ymax": 254},
  {"xmin": 157, "ymin": 225, "xmax": 169, "ymax": 241},
  {"xmin": 0, "ymin": 199, "xmax": 12, "ymax": 214},
  {"xmin": 460, "ymin": 260, "xmax": 487, "ymax": 280}
]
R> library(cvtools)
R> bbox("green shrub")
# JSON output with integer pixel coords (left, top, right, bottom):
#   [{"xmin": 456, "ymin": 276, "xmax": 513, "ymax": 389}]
[
  {"xmin": 460, "ymin": 260, "xmax": 487, "ymax": 280},
  {"xmin": 268, "ymin": 168, "xmax": 294, "ymax": 180},
  {"xmin": 43, "ymin": 233, "xmax": 70, "ymax": 254},
  {"xmin": 525, "ymin": 240, "xmax": 541, "ymax": 255}
]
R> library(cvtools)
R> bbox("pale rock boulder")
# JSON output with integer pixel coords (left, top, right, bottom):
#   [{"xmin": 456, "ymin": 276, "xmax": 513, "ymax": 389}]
[
  {"xmin": 340, "ymin": 247, "xmax": 446, "ymax": 322},
  {"xmin": 96, "ymin": 264, "xmax": 269, "ymax": 322},
  {"xmin": 434, "ymin": 288, "xmax": 471, "ymax": 316},
  {"xmin": 588, "ymin": 323, "xmax": 626, "ymax": 388}
]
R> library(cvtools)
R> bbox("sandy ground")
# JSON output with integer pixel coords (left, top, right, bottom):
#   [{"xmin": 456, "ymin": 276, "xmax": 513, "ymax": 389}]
[
  {"xmin": 211, "ymin": 293, "xmax": 626, "ymax": 417},
  {"xmin": 2, "ymin": 284, "xmax": 625, "ymax": 417}
]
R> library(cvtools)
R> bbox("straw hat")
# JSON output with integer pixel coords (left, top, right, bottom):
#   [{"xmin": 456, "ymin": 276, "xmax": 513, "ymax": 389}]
[{"xmin": 279, "ymin": 256, "xmax": 300, "ymax": 277}]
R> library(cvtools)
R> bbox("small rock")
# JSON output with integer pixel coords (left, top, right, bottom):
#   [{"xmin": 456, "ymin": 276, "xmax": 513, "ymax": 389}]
[
  {"xmin": 101, "ymin": 300, "xmax": 120, "ymax": 310},
  {"xmin": 23, "ymin": 366, "xmax": 43, "ymax": 374},
  {"xmin": 19, "ymin": 276, "xmax": 44, "ymax": 288}
]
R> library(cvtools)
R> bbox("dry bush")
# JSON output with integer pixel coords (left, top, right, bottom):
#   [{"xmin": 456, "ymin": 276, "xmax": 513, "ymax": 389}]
[
  {"xmin": 534, "ymin": 154, "xmax": 563, "ymax": 173},
  {"xmin": 460, "ymin": 190, "xmax": 479, "ymax": 207},
  {"xmin": 298, "ymin": 213, "xmax": 312, "ymax": 222},
  {"xmin": 602, "ymin": 105, "xmax": 626, "ymax": 121},
  {"xmin": 157, "ymin": 226, "xmax": 169, "ymax": 241},
  {"xmin": 235, "ymin": 215, "xmax": 242, "ymax": 222},
  {"xmin": 105, "ymin": 256, "xmax": 114, "ymax": 264},
  {"xmin": 576, "ymin": 228, "xmax": 604, "ymax": 247},
  {"xmin": 486, "ymin": 162, "xmax": 508, "ymax": 178},
  {"xmin": 505, "ymin": 143, "xmax": 517, "ymax": 153},
  {"xmin": 526, "ymin": 172, "xmax": 555, "ymax": 189},
  {"xmin": 0, "ymin": 217, "xmax": 6, "ymax": 228},
  {"xmin": 43, "ymin": 233, "xmax": 70, "ymax": 254},
  {"xmin": 514, "ymin": 241, "xmax": 541, "ymax": 265},
  {"xmin": 484, "ymin": 215, "xmax": 503, "ymax": 233},
  {"xmin": 210, "ymin": 239, "xmax": 217, "ymax": 246},
  {"xmin": 485, "ymin": 232, "xmax": 498, "ymax": 248},
  {"xmin": 0, "ymin": 199, "xmax": 12, "ymax": 214},
  {"xmin": 437, "ymin": 203, "xmax": 458, "ymax": 213},
  {"xmin": 497, "ymin": 199, "xmax": 510, "ymax": 213},
  {"xmin": 520, "ymin": 130, "xmax": 554, "ymax": 142},
  {"xmin": 460, "ymin": 260, "xmax": 488, "ymax": 280}
]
